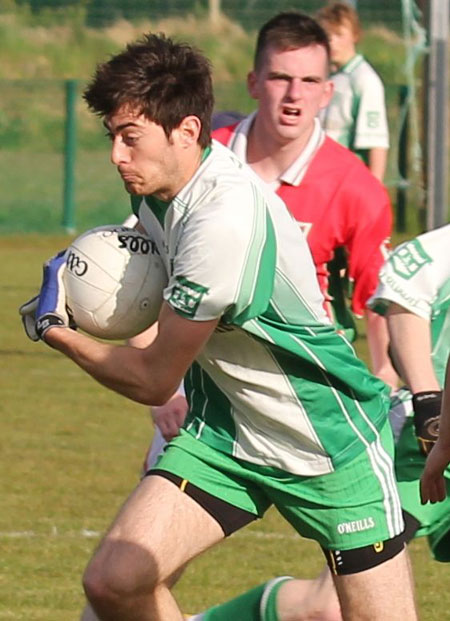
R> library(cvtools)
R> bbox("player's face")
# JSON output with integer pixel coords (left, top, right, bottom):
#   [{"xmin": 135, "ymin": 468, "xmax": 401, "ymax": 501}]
[
  {"xmin": 248, "ymin": 44, "xmax": 333, "ymax": 147},
  {"xmin": 324, "ymin": 22, "xmax": 357, "ymax": 68},
  {"xmin": 105, "ymin": 107, "xmax": 183, "ymax": 200}
]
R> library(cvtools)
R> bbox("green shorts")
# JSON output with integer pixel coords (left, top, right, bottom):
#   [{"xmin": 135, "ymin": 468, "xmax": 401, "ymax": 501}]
[
  {"xmin": 152, "ymin": 422, "xmax": 403, "ymax": 551},
  {"xmin": 395, "ymin": 414, "xmax": 450, "ymax": 562}
]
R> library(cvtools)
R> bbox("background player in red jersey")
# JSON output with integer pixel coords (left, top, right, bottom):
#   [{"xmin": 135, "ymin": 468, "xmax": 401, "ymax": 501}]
[{"xmin": 211, "ymin": 11, "xmax": 396, "ymax": 390}]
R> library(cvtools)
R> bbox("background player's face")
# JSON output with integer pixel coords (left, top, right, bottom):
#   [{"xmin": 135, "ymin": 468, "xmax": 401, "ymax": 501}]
[
  {"xmin": 248, "ymin": 44, "xmax": 333, "ymax": 147},
  {"xmin": 105, "ymin": 107, "xmax": 184, "ymax": 200},
  {"xmin": 323, "ymin": 21, "xmax": 357, "ymax": 68}
]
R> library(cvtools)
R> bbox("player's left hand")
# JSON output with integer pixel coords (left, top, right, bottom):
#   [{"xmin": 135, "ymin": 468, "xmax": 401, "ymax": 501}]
[
  {"xmin": 420, "ymin": 439, "xmax": 450, "ymax": 504},
  {"xmin": 19, "ymin": 251, "xmax": 75, "ymax": 343},
  {"xmin": 412, "ymin": 391, "xmax": 442, "ymax": 456},
  {"xmin": 151, "ymin": 392, "xmax": 188, "ymax": 441}
]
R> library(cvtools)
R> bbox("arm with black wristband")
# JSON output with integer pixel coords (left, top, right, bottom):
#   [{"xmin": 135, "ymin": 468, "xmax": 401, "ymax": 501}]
[
  {"xmin": 386, "ymin": 303, "xmax": 441, "ymax": 457},
  {"xmin": 421, "ymin": 356, "xmax": 450, "ymax": 503}
]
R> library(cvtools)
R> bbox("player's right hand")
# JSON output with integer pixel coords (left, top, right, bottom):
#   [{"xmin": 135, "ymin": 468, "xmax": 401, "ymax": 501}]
[
  {"xmin": 412, "ymin": 391, "xmax": 442, "ymax": 457},
  {"xmin": 151, "ymin": 392, "xmax": 188, "ymax": 441},
  {"xmin": 420, "ymin": 439, "xmax": 450, "ymax": 504}
]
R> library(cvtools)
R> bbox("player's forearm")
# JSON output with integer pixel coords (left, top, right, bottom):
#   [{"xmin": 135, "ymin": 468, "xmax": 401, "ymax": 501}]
[
  {"xmin": 368, "ymin": 147, "xmax": 388, "ymax": 182},
  {"xmin": 44, "ymin": 327, "xmax": 179, "ymax": 405},
  {"xmin": 438, "ymin": 357, "xmax": 450, "ymax": 448},
  {"xmin": 128, "ymin": 322, "xmax": 159, "ymax": 349},
  {"xmin": 386, "ymin": 305, "xmax": 440, "ymax": 393},
  {"xmin": 365, "ymin": 310, "xmax": 398, "ymax": 390}
]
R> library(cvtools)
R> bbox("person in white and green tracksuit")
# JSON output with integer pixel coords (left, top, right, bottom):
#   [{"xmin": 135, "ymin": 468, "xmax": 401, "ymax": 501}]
[
  {"xmin": 370, "ymin": 223, "xmax": 450, "ymax": 560},
  {"xmin": 20, "ymin": 31, "xmax": 417, "ymax": 621},
  {"xmin": 317, "ymin": 2, "xmax": 389, "ymax": 183}
]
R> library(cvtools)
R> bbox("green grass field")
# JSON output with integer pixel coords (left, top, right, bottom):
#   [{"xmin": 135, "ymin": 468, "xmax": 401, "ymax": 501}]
[{"xmin": 1, "ymin": 234, "xmax": 449, "ymax": 620}]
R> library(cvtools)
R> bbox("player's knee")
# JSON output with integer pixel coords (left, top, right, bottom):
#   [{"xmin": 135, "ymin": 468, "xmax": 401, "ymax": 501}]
[
  {"xmin": 82, "ymin": 562, "xmax": 114, "ymax": 612},
  {"xmin": 82, "ymin": 543, "xmax": 161, "ymax": 609}
]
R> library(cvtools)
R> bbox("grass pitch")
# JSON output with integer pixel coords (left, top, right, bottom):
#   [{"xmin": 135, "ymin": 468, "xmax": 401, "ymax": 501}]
[{"xmin": 1, "ymin": 235, "xmax": 448, "ymax": 620}]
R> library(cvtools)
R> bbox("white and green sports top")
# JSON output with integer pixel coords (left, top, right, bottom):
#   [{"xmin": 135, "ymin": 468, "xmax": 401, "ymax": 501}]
[
  {"xmin": 322, "ymin": 54, "xmax": 389, "ymax": 163},
  {"xmin": 132, "ymin": 140, "xmax": 390, "ymax": 476},
  {"xmin": 370, "ymin": 224, "xmax": 450, "ymax": 386}
]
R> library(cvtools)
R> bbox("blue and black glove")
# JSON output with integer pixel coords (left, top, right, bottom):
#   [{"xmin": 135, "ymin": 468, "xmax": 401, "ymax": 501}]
[
  {"xmin": 412, "ymin": 391, "xmax": 442, "ymax": 457},
  {"xmin": 19, "ymin": 251, "xmax": 75, "ymax": 342}
]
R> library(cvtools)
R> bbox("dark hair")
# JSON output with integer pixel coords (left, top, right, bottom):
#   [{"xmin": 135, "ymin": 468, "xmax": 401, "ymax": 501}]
[
  {"xmin": 83, "ymin": 33, "xmax": 213, "ymax": 148},
  {"xmin": 254, "ymin": 12, "xmax": 331, "ymax": 71}
]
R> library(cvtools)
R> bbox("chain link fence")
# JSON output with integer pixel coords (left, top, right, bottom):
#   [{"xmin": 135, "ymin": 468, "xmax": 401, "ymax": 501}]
[
  {"xmin": 14, "ymin": 0, "xmax": 405, "ymax": 29},
  {"xmin": 0, "ymin": 1, "xmax": 434, "ymax": 234}
]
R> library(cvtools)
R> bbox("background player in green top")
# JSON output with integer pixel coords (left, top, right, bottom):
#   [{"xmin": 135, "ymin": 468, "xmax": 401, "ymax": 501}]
[
  {"xmin": 317, "ymin": 2, "xmax": 389, "ymax": 182},
  {"xmin": 371, "ymin": 223, "xmax": 450, "ymax": 557},
  {"xmin": 421, "ymin": 353, "xmax": 450, "ymax": 504}
]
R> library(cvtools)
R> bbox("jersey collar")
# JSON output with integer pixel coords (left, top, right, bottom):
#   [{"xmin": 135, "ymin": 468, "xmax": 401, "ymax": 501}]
[
  {"xmin": 334, "ymin": 53, "xmax": 364, "ymax": 75},
  {"xmin": 228, "ymin": 113, "xmax": 325, "ymax": 188}
]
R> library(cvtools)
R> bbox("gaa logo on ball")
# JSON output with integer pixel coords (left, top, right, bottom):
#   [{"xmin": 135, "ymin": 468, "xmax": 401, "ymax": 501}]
[{"xmin": 63, "ymin": 225, "xmax": 167, "ymax": 340}]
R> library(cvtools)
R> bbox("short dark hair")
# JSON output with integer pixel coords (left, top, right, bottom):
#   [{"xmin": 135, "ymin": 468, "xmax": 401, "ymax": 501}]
[
  {"xmin": 83, "ymin": 33, "xmax": 213, "ymax": 148},
  {"xmin": 254, "ymin": 12, "xmax": 330, "ymax": 71}
]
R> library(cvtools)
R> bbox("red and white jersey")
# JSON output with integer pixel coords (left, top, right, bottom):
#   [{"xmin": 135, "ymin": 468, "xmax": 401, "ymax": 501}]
[{"xmin": 212, "ymin": 115, "xmax": 392, "ymax": 317}]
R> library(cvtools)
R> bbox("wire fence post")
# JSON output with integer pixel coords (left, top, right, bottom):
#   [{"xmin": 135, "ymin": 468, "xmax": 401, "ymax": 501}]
[
  {"xmin": 424, "ymin": 0, "xmax": 449, "ymax": 230},
  {"xmin": 62, "ymin": 79, "xmax": 77, "ymax": 233},
  {"xmin": 396, "ymin": 85, "xmax": 409, "ymax": 232}
]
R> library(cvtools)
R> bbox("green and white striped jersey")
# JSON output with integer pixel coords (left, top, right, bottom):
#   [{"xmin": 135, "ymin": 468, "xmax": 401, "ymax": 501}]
[
  {"xmin": 370, "ymin": 224, "xmax": 450, "ymax": 387},
  {"xmin": 322, "ymin": 54, "xmax": 389, "ymax": 164},
  {"xmin": 132, "ymin": 140, "xmax": 390, "ymax": 476}
]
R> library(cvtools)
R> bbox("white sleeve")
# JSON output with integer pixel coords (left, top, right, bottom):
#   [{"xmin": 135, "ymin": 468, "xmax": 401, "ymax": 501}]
[
  {"xmin": 369, "ymin": 225, "xmax": 450, "ymax": 319},
  {"xmin": 164, "ymin": 187, "xmax": 276, "ymax": 322},
  {"xmin": 353, "ymin": 67, "xmax": 389, "ymax": 150}
]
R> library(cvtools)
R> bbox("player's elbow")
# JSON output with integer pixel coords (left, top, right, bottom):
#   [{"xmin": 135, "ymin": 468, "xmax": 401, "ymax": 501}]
[{"xmin": 138, "ymin": 382, "xmax": 181, "ymax": 407}]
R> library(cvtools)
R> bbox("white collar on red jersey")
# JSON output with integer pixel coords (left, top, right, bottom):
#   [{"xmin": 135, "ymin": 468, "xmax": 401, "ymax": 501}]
[{"xmin": 227, "ymin": 113, "xmax": 325, "ymax": 189}]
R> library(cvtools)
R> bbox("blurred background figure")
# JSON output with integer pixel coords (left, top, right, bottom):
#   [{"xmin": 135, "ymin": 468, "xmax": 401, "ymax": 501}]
[{"xmin": 317, "ymin": 1, "xmax": 389, "ymax": 182}]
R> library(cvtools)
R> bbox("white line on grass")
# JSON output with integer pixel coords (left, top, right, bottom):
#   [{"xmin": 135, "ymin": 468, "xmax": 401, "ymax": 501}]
[{"xmin": 0, "ymin": 528, "xmax": 298, "ymax": 540}]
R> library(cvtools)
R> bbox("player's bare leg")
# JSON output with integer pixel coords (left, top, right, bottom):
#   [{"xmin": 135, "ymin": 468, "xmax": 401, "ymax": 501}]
[
  {"xmin": 275, "ymin": 568, "xmax": 341, "ymax": 621},
  {"xmin": 81, "ymin": 475, "xmax": 224, "ymax": 621},
  {"xmin": 189, "ymin": 568, "xmax": 341, "ymax": 621},
  {"xmin": 332, "ymin": 547, "xmax": 417, "ymax": 621},
  {"xmin": 80, "ymin": 567, "xmax": 186, "ymax": 621}
]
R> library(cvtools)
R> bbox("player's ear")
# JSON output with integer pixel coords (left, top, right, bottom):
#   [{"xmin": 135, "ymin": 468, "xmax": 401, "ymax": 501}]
[
  {"xmin": 320, "ymin": 79, "xmax": 334, "ymax": 109},
  {"xmin": 174, "ymin": 116, "xmax": 202, "ymax": 148},
  {"xmin": 247, "ymin": 70, "xmax": 259, "ymax": 100}
]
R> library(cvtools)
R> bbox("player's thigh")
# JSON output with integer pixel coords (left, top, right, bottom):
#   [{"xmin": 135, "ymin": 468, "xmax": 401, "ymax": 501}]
[
  {"xmin": 87, "ymin": 475, "xmax": 224, "ymax": 588},
  {"xmin": 332, "ymin": 547, "xmax": 417, "ymax": 621},
  {"xmin": 273, "ymin": 421, "xmax": 403, "ymax": 553}
]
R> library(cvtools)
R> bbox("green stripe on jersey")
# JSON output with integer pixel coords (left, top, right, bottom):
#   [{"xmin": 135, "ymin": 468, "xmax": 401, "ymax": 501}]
[
  {"xmin": 224, "ymin": 187, "xmax": 276, "ymax": 326},
  {"xmin": 243, "ymin": 320, "xmax": 390, "ymax": 467},
  {"xmin": 184, "ymin": 362, "xmax": 238, "ymax": 454}
]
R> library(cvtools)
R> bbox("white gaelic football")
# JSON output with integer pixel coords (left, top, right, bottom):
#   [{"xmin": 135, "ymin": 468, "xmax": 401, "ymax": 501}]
[{"xmin": 63, "ymin": 225, "xmax": 167, "ymax": 340}]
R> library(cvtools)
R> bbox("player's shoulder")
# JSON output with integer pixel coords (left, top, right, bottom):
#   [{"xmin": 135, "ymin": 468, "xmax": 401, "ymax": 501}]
[
  {"xmin": 196, "ymin": 141, "xmax": 273, "ymax": 207},
  {"xmin": 310, "ymin": 138, "xmax": 389, "ymax": 202},
  {"xmin": 416, "ymin": 222, "xmax": 450, "ymax": 243},
  {"xmin": 409, "ymin": 223, "xmax": 450, "ymax": 260},
  {"xmin": 211, "ymin": 123, "xmax": 239, "ymax": 146},
  {"xmin": 314, "ymin": 137, "xmax": 378, "ymax": 179},
  {"xmin": 350, "ymin": 56, "xmax": 384, "ymax": 89}
]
